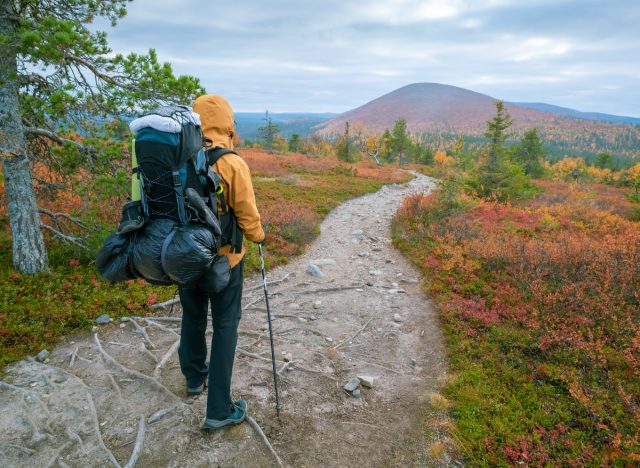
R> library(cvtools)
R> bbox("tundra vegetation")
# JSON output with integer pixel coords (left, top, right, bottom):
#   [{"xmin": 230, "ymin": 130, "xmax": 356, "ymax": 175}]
[
  {"xmin": 391, "ymin": 102, "xmax": 640, "ymax": 465},
  {"xmin": 1, "ymin": 2, "xmax": 639, "ymax": 462}
]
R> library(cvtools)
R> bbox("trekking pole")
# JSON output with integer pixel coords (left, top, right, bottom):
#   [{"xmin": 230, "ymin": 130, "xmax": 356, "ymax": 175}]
[{"xmin": 259, "ymin": 244, "xmax": 281, "ymax": 416}]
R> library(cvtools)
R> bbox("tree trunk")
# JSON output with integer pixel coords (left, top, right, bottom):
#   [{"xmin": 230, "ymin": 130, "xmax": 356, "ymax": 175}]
[{"xmin": 0, "ymin": 4, "xmax": 49, "ymax": 274}]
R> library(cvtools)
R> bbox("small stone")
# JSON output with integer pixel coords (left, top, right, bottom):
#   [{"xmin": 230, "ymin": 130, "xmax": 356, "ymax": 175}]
[
  {"xmin": 372, "ymin": 247, "xmax": 382, "ymax": 252},
  {"xmin": 410, "ymin": 358, "xmax": 417, "ymax": 367},
  {"xmin": 352, "ymin": 229, "xmax": 364, "ymax": 236},
  {"xmin": 307, "ymin": 264, "xmax": 324, "ymax": 277},
  {"xmin": 343, "ymin": 377, "xmax": 360, "ymax": 392},
  {"xmin": 401, "ymin": 278, "xmax": 419, "ymax": 284},
  {"xmin": 369, "ymin": 270, "xmax": 384, "ymax": 276},
  {"xmin": 309, "ymin": 315, "xmax": 317, "ymax": 321},
  {"xmin": 284, "ymin": 353, "xmax": 293, "ymax": 362},
  {"xmin": 314, "ymin": 258, "xmax": 336, "ymax": 266},
  {"xmin": 376, "ymin": 327, "xmax": 384, "ymax": 333},
  {"xmin": 119, "ymin": 323, "xmax": 126, "ymax": 328},
  {"xmin": 298, "ymin": 317, "xmax": 307, "ymax": 323},
  {"xmin": 393, "ymin": 313, "xmax": 403, "ymax": 323},
  {"xmin": 391, "ymin": 282, "xmax": 399, "ymax": 288},
  {"xmin": 352, "ymin": 388, "xmax": 361, "ymax": 398},
  {"xmin": 313, "ymin": 300, "xmax": 322, "ymax": 309},
  {"xmin": 289, "ymin": 303, "xmax": 301, "ymax": 310},
  {"xmin": 357, "ymin": 375, "xmax": 376, "ymax": 388},
  {"xmin": 36, "ymin": 349, "xmax": 50, "ymax": 362},
  {"xmin": 124, "ymin": 427, "xmax": 134, "ymax": 434},
  {"xmin": 325, "ymin": 337, "xmax": 333, "ymax": 342},
  {"xmin": 120, "ymin": 317, "xmax": 130, "ymax": 322},
  {"xmin": 366, "ymin": 280, "xmax": 374, "ymax": 286},
  {"xmin": 357, "ymin": 252, "xmax": 368, "ymax": 257},
  {"xmin": 356, "ymin": 288, "xmax": 363, "ymax": 292},
  {"xmin": 53, "ymin": 374, "xmax": 68, "ymax": 384},
  {"xmin": 95, "ymin": 314, "xmax": 112, "ymax": 325},
  {"xmin": 388, "ymin": 289, "xmax": 399, "ymax": 294}
]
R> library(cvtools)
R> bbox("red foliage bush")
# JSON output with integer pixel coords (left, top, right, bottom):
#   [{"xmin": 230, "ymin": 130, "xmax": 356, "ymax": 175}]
[{"xmin": 392, "ymin": 179, "xmax": 640, "ymax": 464}]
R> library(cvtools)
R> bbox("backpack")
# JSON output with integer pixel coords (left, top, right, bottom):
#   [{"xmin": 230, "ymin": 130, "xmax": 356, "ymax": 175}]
[{"xmin": 97, "ymin": 105, "xmax": 241, "ymax": 293}]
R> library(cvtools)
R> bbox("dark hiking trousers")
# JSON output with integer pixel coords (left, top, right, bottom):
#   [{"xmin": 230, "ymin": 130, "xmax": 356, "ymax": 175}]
[{"xmin": 178, "ymin": 259, "xmax": 244, "ymax": 420}]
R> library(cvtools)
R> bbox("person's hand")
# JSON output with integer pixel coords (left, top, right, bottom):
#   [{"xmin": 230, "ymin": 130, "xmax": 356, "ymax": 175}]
[{"xmin": 257, "ymin": 227, "xmax": 267, "ymax": 246}]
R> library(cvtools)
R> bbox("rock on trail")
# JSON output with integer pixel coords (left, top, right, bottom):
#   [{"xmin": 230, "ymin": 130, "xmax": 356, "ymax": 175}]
[{"xmin": 0, "ymin": 173, "xmax": 455, "ymax": 467}]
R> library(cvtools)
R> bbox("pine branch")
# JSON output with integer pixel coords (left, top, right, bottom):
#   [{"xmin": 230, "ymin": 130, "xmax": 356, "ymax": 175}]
[{"xmin": 64, "ymin": 53, "xmax": 127, "ymax": 87}]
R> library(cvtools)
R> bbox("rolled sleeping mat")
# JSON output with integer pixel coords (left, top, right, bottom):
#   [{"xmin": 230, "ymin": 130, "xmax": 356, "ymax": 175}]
[
  {"xmin": 161, "ymin": 224, "xmax": 218, "ymax": 285},
  {"xmin": 97, "ymin": 232, "xmax": 136, "ymax": 283},
  {"xmin": 130, "ymin": 218, "xmax": 174, "ymax": 285}
]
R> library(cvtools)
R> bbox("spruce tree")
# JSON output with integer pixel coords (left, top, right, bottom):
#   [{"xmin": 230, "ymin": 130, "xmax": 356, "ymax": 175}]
[
  {"xmin": 0, "ymin": 0, "xmax": 204, "ymax": 274},
  {"xmin": 472, "ymin": 101, "xmax": 529, "ymax": 200},
  {"xmin": 257, "ymin": 110, "xmax": 280, "ymax": 154},
  {"xmin": 335, "ymin": 121, "xmax": 358, "ymax": 163},
  {"xmin": 512, "ymin": 128, "xmax": 546, "ymax": 178},
  {"xmin": 390, "ymin": 118, "xmax": 410, "ymax": 165}
]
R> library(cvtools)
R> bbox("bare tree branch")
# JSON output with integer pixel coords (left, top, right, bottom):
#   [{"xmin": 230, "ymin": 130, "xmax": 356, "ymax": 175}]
[
  {"xmin": 40, "ymin": 223, "xmax": 91, "ymax": 251},
  {"xmin": 24, "ymin": 126, "xmax": 90, "ymax": 152},
  {"xmin": 39, "ymin": 208, "xmax": 87, "ymax": 230}
]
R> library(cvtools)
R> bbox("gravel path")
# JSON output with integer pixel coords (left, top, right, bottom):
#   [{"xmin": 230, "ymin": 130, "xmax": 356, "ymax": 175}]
[{"xmin": 0, "ymin": 172, "xmax": 454, "ymax": 467}]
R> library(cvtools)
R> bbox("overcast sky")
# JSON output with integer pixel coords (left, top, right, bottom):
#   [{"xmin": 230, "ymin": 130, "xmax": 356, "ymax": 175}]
[{"xmin": 101, "ymin": 0, "xmax": 640, "ymax": 116}]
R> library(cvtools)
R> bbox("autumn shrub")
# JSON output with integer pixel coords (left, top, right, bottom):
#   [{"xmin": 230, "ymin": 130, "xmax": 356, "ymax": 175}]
[
  {"xmin": 1, "ymin": 148, "xmax": 411, "ymax": 370},
  {"xmin": 392, "ymin": 180, "xmax": 640, "ymax": 465}
]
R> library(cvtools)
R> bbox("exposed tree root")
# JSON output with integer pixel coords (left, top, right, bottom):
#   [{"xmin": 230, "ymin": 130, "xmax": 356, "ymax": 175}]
[
  {"xmin": 246, "ymin": 416, "xmax": 285, "ymax": 468},
  {"xmin": 140, "ymin": 318, "xmax": 180, "ymax": 337},
  {"xmin": 333, "ymin": 317, "xmax": 374, "ymax": 350},
  {"xmin": 65, "ymin": 428, "xmax": 86, "ymax": 454},
  {"xmin": 153, "ymin": 340, "xmax": 180, "ymax": 380},
  {"xmin": 127, "ymin": 318, "xmax": 156, "ymax": 349},
  {"xmin": 123, "ymin": 416, "xmax": 145, "ymax": 468},
  {"xmin": 136, "ymin": 343, "xmax": 158, "ymax": 364},
  {"xmin": 45, "ymin": 441, "xmax": 70, "ymax": 468},
  {"xmin": 0, "ymin": 443, "xmax": 35, "ymax": 456},
  {"xmin": 86, "ymin": 393, "xmax": 120, "ymax": 468},
  {"xmin": 93, "ymin": 333, "xmax": 179, "ymax": 403},
  {"xmin": 243, "ymin": 272, "xmax": 292, "ymax": 294}
]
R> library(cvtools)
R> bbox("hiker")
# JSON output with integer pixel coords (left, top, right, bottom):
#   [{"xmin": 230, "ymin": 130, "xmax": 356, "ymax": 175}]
[{"xmin": 179, "ymin": 94, "xmax": 265, "ymax": 429}]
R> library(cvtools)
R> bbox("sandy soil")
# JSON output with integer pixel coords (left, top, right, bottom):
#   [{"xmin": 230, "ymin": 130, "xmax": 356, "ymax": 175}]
[{"xmin": 0, "ymin": 173, "xmax": 458, "ymax": 467}]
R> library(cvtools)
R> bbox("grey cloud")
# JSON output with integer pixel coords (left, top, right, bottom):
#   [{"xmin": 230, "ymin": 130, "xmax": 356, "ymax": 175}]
[{"xmin": 95, "ymin": 0, "xmax": 640, "ymax": 116}]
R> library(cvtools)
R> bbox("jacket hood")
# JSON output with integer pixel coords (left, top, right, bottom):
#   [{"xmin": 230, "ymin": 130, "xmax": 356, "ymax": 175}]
[{"xmin": 193, "ymin": 94, "xmax": 235, "ymax": 150}]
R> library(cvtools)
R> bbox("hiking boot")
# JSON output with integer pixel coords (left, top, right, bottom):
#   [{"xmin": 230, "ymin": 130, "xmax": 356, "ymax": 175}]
[
  {"xmin": 187, "ymin": 379, "xmax": 206, "ymax": 396},
  {"xmin": 187, "ymin": 361, "xmax": 209, "ymax": 396},
  {"xmin": 201, "ymin": 399, "xmax": 248, "ymax": 430}
]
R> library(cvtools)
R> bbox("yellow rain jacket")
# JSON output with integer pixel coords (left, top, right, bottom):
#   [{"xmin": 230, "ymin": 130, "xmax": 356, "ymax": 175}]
[{"xmin": 193, "ymin": 94, "xmax": 264, "ymax": 268}]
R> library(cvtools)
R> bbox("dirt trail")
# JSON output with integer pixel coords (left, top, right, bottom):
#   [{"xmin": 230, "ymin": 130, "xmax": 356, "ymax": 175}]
[{"xmin": 0, "ymin": 173, "xmax": 454, "ymax": 467}]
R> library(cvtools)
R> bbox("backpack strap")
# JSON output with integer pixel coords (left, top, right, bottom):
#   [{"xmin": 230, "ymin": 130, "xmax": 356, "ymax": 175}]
[
  {"xmin": 204, "ymin": 147, "xmax": 244, "ymax": 254},
  {"xmin": 171, "ymin": 171, "xmax": 187, "ymax": 224},
  {"xmin": 206, "ymin": 147, "xmax": 238, "ymax": 166}
]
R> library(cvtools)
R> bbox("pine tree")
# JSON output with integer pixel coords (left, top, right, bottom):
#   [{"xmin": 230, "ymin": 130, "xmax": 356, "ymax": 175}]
[
  {"xmin": 0, "ymin": 0, "xmax": 204, "ymax": 274},
  {"xmin": 257, "ymin": 110, "xmax": 280, "ymax": 154},
  {"xmin": 288, "ymin": 133, "xmax": 300, "ymax": 153},
  {"xmin": 484, "ymin": 100, "xmax": 513, "ymax": 170},
  {"xmin": 512, "ymin": 129, "xmax": 546, "ymax": 178},
  {"xmin": 390, "ymin": 118, "xmax": 410, "ymax": 166},
  {"xmin": 472, "ymin": 101, "xmax": 530, "ymax": 201},
  {"xmin": 335, "ymin": 121, "xmax": 358, "ymax": 163}
]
